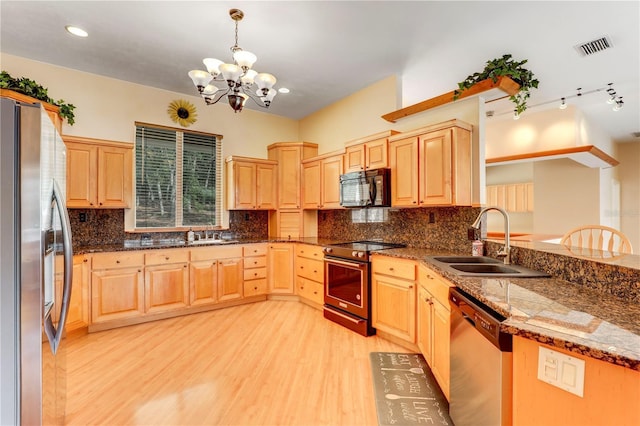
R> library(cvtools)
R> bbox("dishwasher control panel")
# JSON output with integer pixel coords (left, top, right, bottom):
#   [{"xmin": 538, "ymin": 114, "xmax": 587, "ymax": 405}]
[{"xmin": 450, "ymin": 287, "xmax": 512, "ymax": 351}]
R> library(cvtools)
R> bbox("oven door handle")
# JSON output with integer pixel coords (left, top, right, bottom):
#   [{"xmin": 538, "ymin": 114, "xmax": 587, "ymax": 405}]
[{"xmin": 325, "ymin": 258, "xmax": 367, "ymax": 269}]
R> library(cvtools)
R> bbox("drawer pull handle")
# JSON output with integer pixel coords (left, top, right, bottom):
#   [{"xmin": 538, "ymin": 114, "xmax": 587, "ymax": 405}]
[
  {"xmin": 165, "ymin": 257, "xmax": 170, "ymax": 260},
  {"xmin": 389, "ymin": 267, "xmax": 394, "ymax": 271},
  {"xmin": 116, "ymin": 260, "xmax": 120, "ymax": 264}
]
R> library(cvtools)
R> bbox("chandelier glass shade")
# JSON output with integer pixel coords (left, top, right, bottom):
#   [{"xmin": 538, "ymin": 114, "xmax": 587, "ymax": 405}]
[{"xmin": 188, "ymin": 8, "xmax": 276, "ymax": 113}]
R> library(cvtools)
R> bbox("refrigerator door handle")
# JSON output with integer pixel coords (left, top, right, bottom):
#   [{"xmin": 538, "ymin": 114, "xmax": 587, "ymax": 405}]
[{"xmin": 43, "ymin": 180, "xmax": 73, "ymax": 354}]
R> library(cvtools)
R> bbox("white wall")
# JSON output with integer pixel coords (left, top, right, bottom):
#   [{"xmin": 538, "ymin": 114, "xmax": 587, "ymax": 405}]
[
  {"xmin": 617, "ymin": 142, "xmax": 640, "ymax": 251},
  {"xmin": 1, "ymin": 53, "xmax": 299, "ymax": 158},
  {"xmin": 533, "ymin": 159, "xmax": 600, "ymax": 235}
]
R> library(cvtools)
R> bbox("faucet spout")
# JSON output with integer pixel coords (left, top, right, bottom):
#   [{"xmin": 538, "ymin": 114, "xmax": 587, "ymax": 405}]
[{"xmin": 471, "ymin": 206, "xmax": 511, "ymax": 264}]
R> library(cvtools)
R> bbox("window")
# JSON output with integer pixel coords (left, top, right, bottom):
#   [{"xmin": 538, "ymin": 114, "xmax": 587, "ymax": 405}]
[{"xmin": 135, "ymin": 123, "xmax": 223, "ymax": 229}]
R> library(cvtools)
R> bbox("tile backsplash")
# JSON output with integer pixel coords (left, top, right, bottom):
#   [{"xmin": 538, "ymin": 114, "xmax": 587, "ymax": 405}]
[
  {"xmin": 317, "ymin": 206, "xmax": 481, "ymax": 251},
  {"xmin": 68, "ymin": 209, "xmax": 269, "ymax": 247}
]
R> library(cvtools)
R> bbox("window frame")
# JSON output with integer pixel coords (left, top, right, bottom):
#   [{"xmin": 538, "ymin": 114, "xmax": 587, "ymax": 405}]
[{"xmin": 133, "ymin": 122, "xmax": 224, "ymax": 230}]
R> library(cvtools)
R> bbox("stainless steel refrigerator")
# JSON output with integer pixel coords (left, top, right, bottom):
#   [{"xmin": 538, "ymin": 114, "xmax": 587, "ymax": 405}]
[{"xmin": 1, "ymin": 98, "xmax": 73, "ymax": 425}]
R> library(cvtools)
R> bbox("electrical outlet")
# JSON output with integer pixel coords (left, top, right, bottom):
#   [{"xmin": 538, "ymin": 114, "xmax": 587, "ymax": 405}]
[
  {"xmin": 245, "ymin": 213, "xmax": 250, "ymax": 221},
  {"xmin": 428, "ymin": 212, "xmax": 435, "ymax": 223},
  {"xmin": 537, "ymin": 346, "xmax": 585, "ymax": 397},
  {"xmin": 79, "ymin": 212, "xmax": 87, "ymax": 223}
]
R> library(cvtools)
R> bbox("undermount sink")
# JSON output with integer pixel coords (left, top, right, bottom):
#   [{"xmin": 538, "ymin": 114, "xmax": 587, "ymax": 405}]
[
  {"xmin": 188, "ymin": 239, "xmax": 239, "ymax": 246},
  {"xmin": 432, "ymin": 256, "xmax": 501, "ymax": 264},
  {"xmin": 425, "ymin": 255, "xmax": 550, "ymax": 278},
  {"xmin": 450, "ymin": 264, "xmax": 520, "ymax": 274}
]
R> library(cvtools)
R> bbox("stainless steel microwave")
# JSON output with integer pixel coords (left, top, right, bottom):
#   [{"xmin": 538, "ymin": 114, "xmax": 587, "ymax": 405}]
[{"xmin": 339, "ymin": 168, "xmax": 391, "ymax": 208}]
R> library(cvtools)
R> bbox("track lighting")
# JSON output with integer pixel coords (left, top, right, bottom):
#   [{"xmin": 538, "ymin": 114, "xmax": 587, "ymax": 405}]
[
  {"xmin": 613, "ymin": 97, "xmax": 624, "ymax": 111},
  {"xmin": 559, "ymin": 98, "xmax": 567, "ymax": 110},
  {"xmin": 513, "ymin": 110, "xmax": 520, "ymax": 120}
]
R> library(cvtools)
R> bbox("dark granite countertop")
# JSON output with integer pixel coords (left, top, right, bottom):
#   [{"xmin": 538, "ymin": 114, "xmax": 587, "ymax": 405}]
[
  {"xmin": 380, "ymin": 247, "xmax": 640, "ymax": 371},
  {"xmin": 73, "ymin": 239, "xmax": 640, "ymax": 370}
]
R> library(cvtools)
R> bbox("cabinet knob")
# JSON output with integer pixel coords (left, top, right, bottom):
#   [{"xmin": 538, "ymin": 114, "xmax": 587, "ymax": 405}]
[
  {"xmin": 409, "ymin": 285, "xmax": 413, "ymax": 289},
  {"xmin": 99, "ymin": 202, "xmax": 103, "ymax": 206},
  {"xmin": 83, "ymin": 258, "xmax": 88, "ymax": 262},
  {"xmin": 412, "ymin": 201, "xmax": 417, "ymax": 204},
  {"xmin": 254, "ymin": 286, "xmax": 258, "ymax": 290},
  {"xmin": 254, "ymin": 261, "xmax": 258, "ymax": 265},
  {"xmin": 116, "ymin": 260, "xmax": 120, "ymax": 264},
  {"xmin": 313, "ymin": 270, "xmax": 317, "ymax": 273},
  {"xmin": 389, "ymin": 267, "xmax": 394, "ymax": 271},
  {"xmin": 165, "ymin": 256, "xmax": 170, "ymax": 260}
]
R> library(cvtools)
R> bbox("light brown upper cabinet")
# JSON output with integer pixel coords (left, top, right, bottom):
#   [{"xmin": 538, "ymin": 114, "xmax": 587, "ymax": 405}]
[
  {"xmin": 343, "ymin": 130, "xmax": 399, "ymax": 173},
  {"xmin": 302, "ymin": 151, "xmax": 344, "ymax": 210},
  {"xmin": 389, "ymin": 120, "xmax": 472, "ymax": 207},
  {"xmin": 267, "ymin": 142, "xmax": 318, "ymax": 209},
  {"xmin": 64, "ymin": 136, "xmax": 132, "ymax": 208},
  {"xmin": 226, "ymin": 156, "xmax": 277, "ymax": 210}
]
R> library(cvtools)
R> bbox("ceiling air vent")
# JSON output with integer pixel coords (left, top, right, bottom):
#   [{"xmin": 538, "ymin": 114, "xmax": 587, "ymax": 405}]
[{"xmin": 574, "ymin": 36, "xmax": 613, "ymax": 56}]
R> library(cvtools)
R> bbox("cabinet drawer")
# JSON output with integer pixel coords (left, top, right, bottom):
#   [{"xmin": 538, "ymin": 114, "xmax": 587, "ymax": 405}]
[
  {"xmin": 145, "ymin": 249, "xmax": 189, "ymax": 265},
  {"xmin": 244, "ymin": 256, "xmax": 267, "ymax": 269},
  {"xmin": 419, "ymin": 265, "xmax": 452, "ymax": 306},
  {"xmin": 243, "ymin": 279, "xmax": 267, "ymax": 297},
  {"xmin": 244, "ymin": 267, "xmax": 267, "ymax": 281},
  {"xmin": 243, "ymin": 244, "xmax": 268, "ymax": 257},
  {"xmin": 296, "ymin": 277, "xmax": 324, "ymax": 305},
  {"xmin": 296, "ymin": 244, "xmax": 324, "ymax": 260},
  {"xmin": 190, "ymin": 246, "xmax": 243, "ymax": 261},
  {"xmin": 296, "ymin": 257, "xmax": 323, "ymax": 282},
  {"xmin": 92, "ymin": 251, "xmax": 144, "ymax": 269},
  {"xmin": 372, "ymin": 255, "xmax": 416, "ymax": 281}
]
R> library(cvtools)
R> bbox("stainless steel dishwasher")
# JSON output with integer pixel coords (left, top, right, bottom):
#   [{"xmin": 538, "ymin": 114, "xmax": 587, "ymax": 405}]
[{"xmin": 449, "ymin": 287, "xmax": 513, "ymax": 426}]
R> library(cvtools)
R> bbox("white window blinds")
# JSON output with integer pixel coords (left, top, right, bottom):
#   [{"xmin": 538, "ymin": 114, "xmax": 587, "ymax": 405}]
[{"xmin": 135, "ymin": 124, "xmax": 222, "ymax": 228}]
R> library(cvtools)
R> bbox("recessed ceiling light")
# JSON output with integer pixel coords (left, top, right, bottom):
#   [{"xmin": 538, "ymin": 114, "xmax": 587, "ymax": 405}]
[
  {"xmin": 65, "ymin": 25, "xmax": 88, "ymax": 37},
  {"xmin": 278, "ymin": 88, "xmax": 290, "ymax": 94}
]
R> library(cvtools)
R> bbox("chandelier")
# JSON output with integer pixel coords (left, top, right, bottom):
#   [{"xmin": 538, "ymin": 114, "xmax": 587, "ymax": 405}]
[{"xmin": 188, "ymin": 8, "xmax": 277, "ymax": 113}]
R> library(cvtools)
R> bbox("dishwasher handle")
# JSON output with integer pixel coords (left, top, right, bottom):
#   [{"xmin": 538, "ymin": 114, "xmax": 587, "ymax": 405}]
[{"xmin": 450, "ymin": 287, "xmax": 512, "ymax": 352}]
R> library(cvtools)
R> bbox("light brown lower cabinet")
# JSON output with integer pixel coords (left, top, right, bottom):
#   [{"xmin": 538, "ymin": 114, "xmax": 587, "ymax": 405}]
[
  {"xmin": 417, "ymin": 264, "xmax": 453, "ymax": 400},
  {"xmin": 295, "ymin": 243, "xmax": 324, "ymax": 307},
  {"xmin": 268, "ymin": 243, "xmax": 295, "ymax": 294},
  {"xmin": 91, "ymin": 253, "xmax": 145, "ymax": 324},
  {"xmin": 371, "ymin": 255, "xmax": 417, "ymax": 343},
  {"xmin": 54, "ymin": 254, "xmax": 90, "ymax": 332},
  {"xmin": 144, "ymin": 263, "xmax": 189, "ymax": 313},
  {"xmin": 217, "ymin": 258, "xmax": 244, "ymax": 301}
]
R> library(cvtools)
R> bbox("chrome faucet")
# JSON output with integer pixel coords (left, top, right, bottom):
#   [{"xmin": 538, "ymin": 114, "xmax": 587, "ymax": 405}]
[{"xmin": 471, "ymin": 206, "xmax": 511, "ymax": 264}]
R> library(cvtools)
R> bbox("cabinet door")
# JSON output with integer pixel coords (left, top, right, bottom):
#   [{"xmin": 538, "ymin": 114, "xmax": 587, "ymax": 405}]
[
  {"xmin": 344, "ymin": 144, "xmax": 365, "ymax": 172},
  {"xmin": 256, "ymin": 162, "xmax": 277, "ymax": 210},
  {"xmin": 320, "ymin": 155, "xmax": 343, "ymax": 209},
  {"xmin": 365, "ymin": 138, "xmax": 389, "ymax": 170},
  {"xmin": 417, "ymin": 286, "xmax": 434, "ymax": 365},
  {"xmin": 218, "ymin": 258, "xmax": 243, "ymax": 302},
  {"xmin": 54, "ymin": 255, "xmax": 90, "ymax": 330},
  {"xmin": 233, "ymin": 161, "xmax": 257, "ymax": 209},
  {"xmin": 243, "ymin": 279, "xmax": 267, "ymax": 297},
  {"xmin": 390, "ymin": 137, "xmax": 419, "ymax": 207},
  {"xmin": 302, "ymin": 160, "xmax": 321, "ymax": 209},
  {"xmin": 432, "ymin": 300, "xmax": 451, "ymax": 400},
  {"xmin": 268, "ymin": 243, "xmax": 294, "ymax": 294},
  {"xmin": 98, "ymin": 145, "xmax": 132, "ymax": 208},
  {"xmin": 66, "ymin": 142, "xmax": 97, "ymax": 207},
  {"xmin": 371, "ymin": 273, "xmax": 416, "ymax": 342},
  {"xmin": 145, "ymin": 263, "xmax": 189, "ymax": 313},
  {"xmin": 276, "ymin": 146, "xmax": 302, "ymax": 209},
  {"xmin": 419, "ymin": 129, "xmax": 452, "ymax": 205},
  {"xmin": 189, "ymin": 260, "xmax": 217, "ymax": 306},
  {"xmin": 91, "ymin": 267, "xmax": 144, "ymax": 323}
]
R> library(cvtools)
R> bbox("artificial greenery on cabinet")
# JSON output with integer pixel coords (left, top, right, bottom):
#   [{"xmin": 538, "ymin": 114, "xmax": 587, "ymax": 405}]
[
  {"xmin": 1, "ymin": 70, "xmax": 76, "ymax": 125},
  {"xmin": 454, "ymin": 54, "xmax": 539, "ymax": 115}
]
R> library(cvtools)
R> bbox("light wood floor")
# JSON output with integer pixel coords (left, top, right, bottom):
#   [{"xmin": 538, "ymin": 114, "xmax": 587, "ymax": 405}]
[{"xmin": 64, "ymin": 300, "xmax": 408, "ymax": 425}]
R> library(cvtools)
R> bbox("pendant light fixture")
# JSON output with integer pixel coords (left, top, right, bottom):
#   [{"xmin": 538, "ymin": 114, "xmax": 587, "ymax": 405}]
[{"xmin": 188, "ymin": 8, "xmax": 277, "ymax": 113}]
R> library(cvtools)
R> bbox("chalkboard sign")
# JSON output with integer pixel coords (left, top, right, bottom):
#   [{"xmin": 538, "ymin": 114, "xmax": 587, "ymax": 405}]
[{"xmin": 369, "ymin": 352, "xmax": 452, "ymax": 425}]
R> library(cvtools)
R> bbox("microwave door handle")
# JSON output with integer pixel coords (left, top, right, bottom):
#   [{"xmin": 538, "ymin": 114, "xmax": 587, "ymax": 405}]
[
  {"xmin": 44, "ymin": 180, "xmax": 73, "ymax": 354},
  {"xmin": 369, "ymin": 177, "xmax": 377, "ymax": 205}
]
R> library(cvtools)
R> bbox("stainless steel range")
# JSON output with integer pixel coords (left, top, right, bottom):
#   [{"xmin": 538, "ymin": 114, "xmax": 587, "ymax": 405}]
[{"xmin": 323, "ymin": 241, "xmax": 405, "ymax": 336}]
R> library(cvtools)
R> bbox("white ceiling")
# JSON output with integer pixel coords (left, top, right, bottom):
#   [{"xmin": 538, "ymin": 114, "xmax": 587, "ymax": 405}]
[{"xmin": 1, "ymin": 1, "xmax": 639, "ymax": 143}]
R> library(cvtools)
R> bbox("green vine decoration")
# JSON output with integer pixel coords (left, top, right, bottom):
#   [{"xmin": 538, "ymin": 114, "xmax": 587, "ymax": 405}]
[
  {"xmin": 453, "ymin": 54, "xmax": 539, "ymax": 115},
  {"xmin": 1, "ymin": 71, "xmax": 76, "ymax": 125}
]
